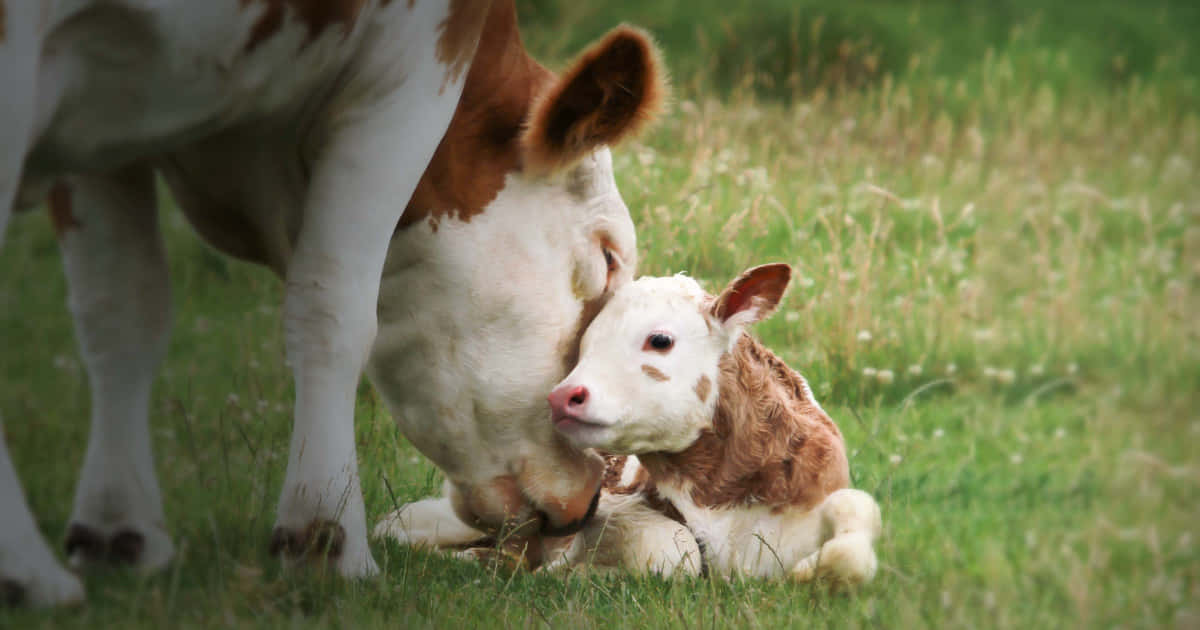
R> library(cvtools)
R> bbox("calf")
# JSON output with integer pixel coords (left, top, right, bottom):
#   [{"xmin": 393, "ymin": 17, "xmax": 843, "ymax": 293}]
[
  {"xmin": 380, "ymin": 264, "xmax": 882, "ymax": 583},
  {"xmin": 544, "ymin": 264, "xmax": 882, "ymax": 581}
]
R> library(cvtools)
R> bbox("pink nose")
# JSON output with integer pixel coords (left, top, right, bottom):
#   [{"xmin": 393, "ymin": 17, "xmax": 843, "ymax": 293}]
[{"xmin": 548, "ymin": 384, "xmax": 589, "ymax": 419}]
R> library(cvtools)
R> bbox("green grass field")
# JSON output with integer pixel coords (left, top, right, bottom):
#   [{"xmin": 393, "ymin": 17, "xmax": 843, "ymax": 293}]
[{"xmin": 2, "ymin": 3, "xmax": 1198, "ymax": 628}]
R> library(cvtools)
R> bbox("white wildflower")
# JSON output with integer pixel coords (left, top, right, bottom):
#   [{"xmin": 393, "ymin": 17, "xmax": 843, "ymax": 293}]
[
  {"xmin": 785, "ymin": 311, "xmax": 801, "ymax": 323},
  {"xmin": 945, "ymin": 363, "xmax": 958, "ymax": 376},
  {"xmin": 996, "ymin": 369, "xmax": 1016, "ymax": 384},
  {"xmin": 907, "ymin": 364, "xmax": 923, "ymax": 376},
  {"xmin": 889, "ymin": 453, "xmax": 902, "ymax": 465},
  {"xmin": 876, "ymin": 369, "xmax": 895, "ymax": 384},
  {"xmin": 1066, "ymin": 362, "xmax": 1079, "ymax": 375},
  {"xmin": 933, "ymin": 428, "xmax": 945, "ymax": 439},
  {"xmin": 1010, "ymin": 453, "xmax": 1023, "ymax": 464},
  {"xmin": 857, "ymin": 330, "xmax": 873, "ymax": 342},
  {"xmin": 983, "ymin": 366, "xmax": 998, "ymax": 379},
  {"xmin": 862, "ymin": 367, "xmax": 878, "ymax": 378},
  {"xmin": 226, "ymin": 393, "xmax": 240, "ymax": 405},
  {"xmin": 1054, "ymin": 427, "xmax": 1067, "ymax": 440},
  {"xmin": 1030, "ymin": 363, "xmax": 1045, "ymax": 377}
]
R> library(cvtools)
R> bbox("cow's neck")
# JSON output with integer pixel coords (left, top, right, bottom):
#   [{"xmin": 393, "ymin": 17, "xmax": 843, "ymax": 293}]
[
  {"xmin": 640, "ymin": 335, "xmax": 850, "ymax": 512},
  {"xmin": 398, "ymin": 0, "xmax": 552, "ymax": 232}
]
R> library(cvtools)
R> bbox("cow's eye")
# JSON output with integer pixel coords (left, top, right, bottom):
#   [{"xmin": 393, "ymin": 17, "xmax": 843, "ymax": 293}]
[
  {"xmin": 603, "ymin": 248, "xmax": 616, "ymax": 273},
  {"xmin": 643, "ymin": 333, "xmax": 674, "ymax": 352}
]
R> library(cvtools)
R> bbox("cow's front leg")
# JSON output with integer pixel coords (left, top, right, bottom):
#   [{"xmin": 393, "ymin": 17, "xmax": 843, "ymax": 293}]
[
  {"xmin": 56, "ymin": 169, "xmax": 175, "ymax": 572},
  {"xmin": 272, "ymin": 98, "xmax": 467, "ymax": 578}
]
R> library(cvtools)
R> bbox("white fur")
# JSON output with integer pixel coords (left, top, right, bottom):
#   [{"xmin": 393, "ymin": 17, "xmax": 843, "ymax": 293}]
[
  {"xmin": 57, "ymin": 168, "xmax": 174, "ymax": 572},
  {"xmin": 372, "ymin": 492, "xmax": 486, "ymax": 549}
]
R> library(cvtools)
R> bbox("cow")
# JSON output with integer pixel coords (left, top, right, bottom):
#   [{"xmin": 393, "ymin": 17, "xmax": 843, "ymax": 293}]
[
  {"xmin": 379, "ymin": 265, "xmax": 882, "ymax": 583},
  {"xmin": 0, "ymin": 0, "xmax": 664, "ymax": 606}
]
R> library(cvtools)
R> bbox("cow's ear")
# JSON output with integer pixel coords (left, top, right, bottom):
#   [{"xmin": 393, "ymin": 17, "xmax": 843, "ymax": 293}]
[
  {"xmin": 521, "ymin": 25, "xmax": 666, "ymax": 175},
  {"xmin": 711, "ymin": 264, "xmax": 792, "ymax": 329}
]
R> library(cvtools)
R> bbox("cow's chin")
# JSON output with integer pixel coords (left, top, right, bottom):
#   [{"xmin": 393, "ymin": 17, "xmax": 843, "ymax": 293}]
[{"xmin": 448, "ymin": 447, "xmax": 605, "ymax": 539}]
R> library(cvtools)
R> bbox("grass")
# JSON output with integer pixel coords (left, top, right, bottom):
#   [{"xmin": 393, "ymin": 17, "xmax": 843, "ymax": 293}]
[{"xmin": 2, "ymin": 4, "xmax": 1198, "ymax": 628}]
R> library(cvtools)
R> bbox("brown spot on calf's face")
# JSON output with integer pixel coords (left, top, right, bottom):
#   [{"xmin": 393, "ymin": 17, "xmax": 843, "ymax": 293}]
[
  {"xmin": 240, "ymin": 0, "xmax": 367, "ymax": 53},
  {"xmin": 694, "ymin": 374, "xmax": 711, "ymax": 402},
  {"xmin": 642, "ymin": 364, "xmax": 669, "ymax": 382},
  {"xmin": 48, "ymin": 181, "xmax": 80, "ymax": 237},
  {"xmin": 640, "ymin": 335, "xmax": 850, "ymax": 512}
]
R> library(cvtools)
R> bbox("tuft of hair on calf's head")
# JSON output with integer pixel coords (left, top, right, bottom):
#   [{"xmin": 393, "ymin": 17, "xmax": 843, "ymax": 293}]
[{"xmin": 520, "ymin": 24, "xmax": 668, "ymax": 176}]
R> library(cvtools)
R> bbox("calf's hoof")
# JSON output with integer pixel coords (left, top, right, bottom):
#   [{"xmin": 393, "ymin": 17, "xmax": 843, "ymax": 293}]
[
  {"xmin": 269, "ymin": 519, "xmax": 379, "ymax": 578},
  {"xmin": 65, "ymin": 522, "xmax": 173, "ymax": 573}
]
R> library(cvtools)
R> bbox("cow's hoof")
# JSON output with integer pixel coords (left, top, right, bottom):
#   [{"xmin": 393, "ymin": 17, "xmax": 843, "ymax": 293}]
[
  {"xmin": 269, "ymin": 519, "xmax": 346, "ymax": 559},
  {"xmin": 269, "ymin": 520, "xmax": 379, "ymax": 578},
  {"xmin": 1, "ymin": 579, "xmax": 25, "ymax": 607},
  {"xmin": 65, "ymin": 522, "xmax": 173, "ymax": 572},
  {"xmin": 0, "ymin": 565, "xmax": 85, "ymax": 608}
]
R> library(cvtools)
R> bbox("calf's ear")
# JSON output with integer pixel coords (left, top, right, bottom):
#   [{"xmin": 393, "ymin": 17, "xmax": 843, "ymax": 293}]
[
  {"xmin": 711, "ymin": 263, "xmax": 793, "ymax": 328},
  {"xmin": 521, "ymin": 25, "xmax": 666, "ymax": 175}
]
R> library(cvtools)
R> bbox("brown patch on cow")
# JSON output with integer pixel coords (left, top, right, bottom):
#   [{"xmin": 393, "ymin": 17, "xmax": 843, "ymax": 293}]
[
  {"xmin": 694, "ymin": 374, "xmax": 711, "ymax": 402},
  {"xmin": 436, "ymin": 0, "xmax": 491, "ymax": 88},
  {"xmin": 398, "ymin": 0, "xmax": 552, "ymax": 231},
  {"xmin": 642, "ymin": 364, "xmax": 669, "ymax": 382},
  {"xmin": 640, "ymin": 334, "xmax": 850, "ymax": 512},
  {"xmin": 48, "ymin": 182, "xmax": 80, "ymax": 237},
  {"xmin": 240, "ymin": 0, "xmax": 367, "ymax": 54},
  {"xmin": 521, "ymin": 24, "xmax": 666, "ymax": 175}
]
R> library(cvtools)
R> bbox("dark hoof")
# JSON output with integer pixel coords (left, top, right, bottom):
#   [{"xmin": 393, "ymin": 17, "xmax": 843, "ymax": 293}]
[
  {"xmin": 65, "ymin": 524, "xmax": 145, "ymax": 566},
  {"xmin": 0, "ymin": 579, "xmax": 25, "ymax": 607},
  {"xmin": 269, "ymin": 520, "xmax": 346, "ymax": 560},
  {"xmin": 109, "ymin": 530, "xmax": 145, "ymax": 565}
]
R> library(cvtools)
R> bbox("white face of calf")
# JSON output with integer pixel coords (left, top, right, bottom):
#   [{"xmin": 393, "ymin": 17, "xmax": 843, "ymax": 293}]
[{"xmin": 549, "ymin": 264, "xmax": 793, "ymax": 454}]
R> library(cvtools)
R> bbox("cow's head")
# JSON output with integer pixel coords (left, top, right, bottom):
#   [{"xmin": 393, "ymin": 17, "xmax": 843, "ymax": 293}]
[
  {"xmin": 373, "ymin": 13, "xmax": 665, "ymax": 541},
  {"xmin": 548, "ymin": 265, "xmax": 793, "ymax": 454}
]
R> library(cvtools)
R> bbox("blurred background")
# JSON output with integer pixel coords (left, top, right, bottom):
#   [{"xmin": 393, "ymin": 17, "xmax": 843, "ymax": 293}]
[{"xmin": 517, "ymin": 0, "xmax": 1198, "ymax": 101}]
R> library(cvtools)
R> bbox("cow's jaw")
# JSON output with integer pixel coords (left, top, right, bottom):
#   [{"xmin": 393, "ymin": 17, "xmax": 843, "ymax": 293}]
[{"xmin": 368, "ymin": 148, "xmax": 634, "ymax": 536}]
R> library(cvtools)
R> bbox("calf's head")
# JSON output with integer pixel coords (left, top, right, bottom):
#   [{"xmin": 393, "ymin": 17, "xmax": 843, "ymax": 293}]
[{"xmin": 549, "ymin": 264, "xmax": 792, "ymax": 454}]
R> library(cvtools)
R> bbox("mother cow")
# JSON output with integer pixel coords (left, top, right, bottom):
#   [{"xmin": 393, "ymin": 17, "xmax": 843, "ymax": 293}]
[{"xmin": 0, "ymin": 0, "xmax": 663, "ymax": 605}]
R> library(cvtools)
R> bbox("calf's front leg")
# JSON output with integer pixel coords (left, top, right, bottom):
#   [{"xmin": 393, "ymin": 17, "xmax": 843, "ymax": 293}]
[{"xmin": 790, "ymin": 488, "xmax": 882, "ymax": 585}]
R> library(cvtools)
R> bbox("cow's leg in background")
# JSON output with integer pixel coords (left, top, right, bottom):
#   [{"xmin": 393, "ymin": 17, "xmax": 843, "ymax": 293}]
[
  {"xmin": 0, "ymin": 417, "xmax": 86, "ymax": 606},
  {"xmin": 270, "ymin": 2, "xmax": 480, "ymax": 577},
  {"xmin": 0, "ymin": 0, "xmax": 40, "ymax": 244},
  {"xmin": 54, "ymin": 167, "xmax": 175, "ymax": 572},
  {"xmin": 0, "ymin": 1, "xmax": 86, "ymax": 607}
]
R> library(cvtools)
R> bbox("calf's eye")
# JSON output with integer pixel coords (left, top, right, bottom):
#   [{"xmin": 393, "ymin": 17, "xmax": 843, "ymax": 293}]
[
  {"xmin": 603, "ymin": 248, "xmax": 616, "ymax": 273},
  {"xmin": 644, "ymin": 333, "xmax": 674, "ymax": 352}
]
